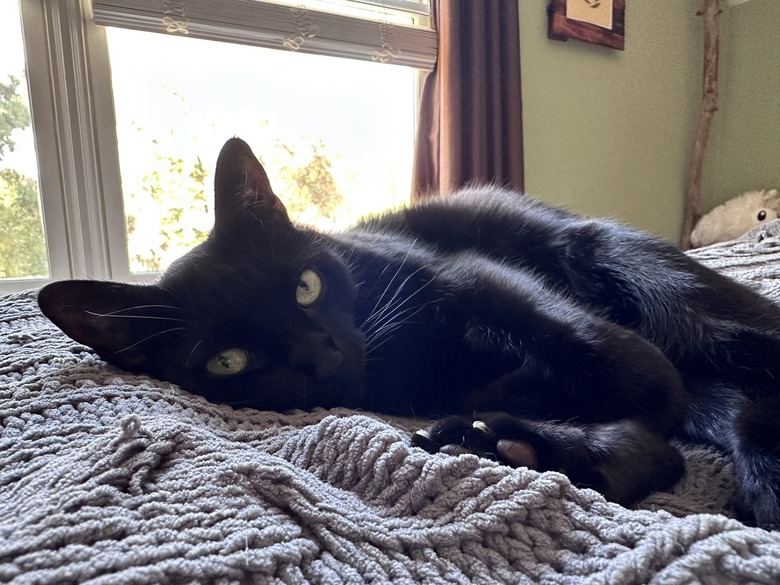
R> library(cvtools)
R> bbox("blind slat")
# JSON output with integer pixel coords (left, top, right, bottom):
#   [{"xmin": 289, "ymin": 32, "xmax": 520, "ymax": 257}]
[
  {"xmin": 91, "ymin": 0, "xmax": 437, "ymax": 70},
  {"xmin": 348, "ymin": 0, "xmax": 430, "ymax": 16}
]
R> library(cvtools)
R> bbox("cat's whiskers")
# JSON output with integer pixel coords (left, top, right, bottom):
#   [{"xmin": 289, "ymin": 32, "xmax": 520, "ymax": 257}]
[
  {"xmin": 184, "ymin": 339, "xmax": 205, "ymax": 369},
  {"xmin": 362, "ymin": 271, "xmax": 439, "ymax": 357},
  {"xmin": 85, "ymin": 311, "xmax": 188, "ymax": 323},
  {"xmin": 85, "ymin": 304, "xmax": 184, "ymax": 317},
  {"xmin": 364, "ymin": 297, "xmax": 433, "ymax": 342},
  {"xmin": 115, "ymin": 327, "xmax": 188, "ymax": 354},
  {"xmin": 364, "ymin": 299, "xmax": 440, "ymax": 356},
  {"xmin": 361, "ymin": 258, "xmax": 432, "ymax": 333},
  {"xmin": 364, "ymin": 240, "xmax": 418, "ymax": 323},
  {"xmin": 362, "ymin": 266, "xmax": 431, "ymax": 331}
]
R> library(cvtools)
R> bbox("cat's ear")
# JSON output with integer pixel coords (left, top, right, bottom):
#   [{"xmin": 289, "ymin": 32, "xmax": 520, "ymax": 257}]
[
  {"xmin": 213, "ymin": 137, "xmax": 290, "ymax": 233},
  {"xmin": 38, "ymin": 280, "xmax": 178, "ymax": 372}
]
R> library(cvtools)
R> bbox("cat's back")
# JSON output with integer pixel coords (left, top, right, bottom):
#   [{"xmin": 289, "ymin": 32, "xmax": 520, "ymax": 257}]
[
  {"xmin": 341, "ymin": 186, "xmax": 579, "ymax": 269},
  {"xmin": 351, "ymin": 185, "xmax": 566, "ymax": 241},
  {"xmin": 357, "ymin": 186, "xmax": 570, "ymax": 232}
]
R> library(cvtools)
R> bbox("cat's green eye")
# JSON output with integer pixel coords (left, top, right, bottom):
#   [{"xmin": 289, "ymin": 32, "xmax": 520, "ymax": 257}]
[
  {"xmin": 206, "ymin": 348, "xmax": 249, "ymax": 376},
  {"xmin": 296, "ymin": 269, "xmax": 322, "ymax": 307}
]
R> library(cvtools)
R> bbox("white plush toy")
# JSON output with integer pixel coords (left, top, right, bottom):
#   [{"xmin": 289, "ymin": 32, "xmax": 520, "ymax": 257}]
[{"xmin": 690, "ymin": 188, "xmax": 780, "ymax": 248}]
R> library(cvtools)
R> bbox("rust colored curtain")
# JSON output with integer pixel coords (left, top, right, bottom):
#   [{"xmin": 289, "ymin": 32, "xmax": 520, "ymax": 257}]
[{"xmin": 413, "ymin": 0, "xmax": 524, "ymax": 198}]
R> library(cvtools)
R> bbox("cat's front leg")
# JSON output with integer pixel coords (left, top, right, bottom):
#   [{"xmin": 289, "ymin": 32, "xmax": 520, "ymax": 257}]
[
  {"xmin": 413, "ymin": 257, "xmax": 690, "ymax": 503},
  {"xmin": 412, "ymin": 414, "xmax": 685, "ymax": 506},
  {"xmin": 445, "ymin": 257, "xmax": 690, "ymax": 435}
]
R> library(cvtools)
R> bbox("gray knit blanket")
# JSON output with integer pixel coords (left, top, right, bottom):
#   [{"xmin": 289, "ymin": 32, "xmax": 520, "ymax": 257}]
[{"xmin": 3, "ymin": 224, "xmax": 780, "ymax": 584}]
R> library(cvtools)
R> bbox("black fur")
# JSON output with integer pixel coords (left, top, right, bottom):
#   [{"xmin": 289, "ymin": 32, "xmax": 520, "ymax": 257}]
[{"xmin": 38, "ymin": 138, "xmax": 780, "ymax": 528}]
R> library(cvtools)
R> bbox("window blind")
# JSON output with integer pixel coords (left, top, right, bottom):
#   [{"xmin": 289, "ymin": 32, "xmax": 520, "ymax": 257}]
[
  {"xmin": 90, "ymin": 0, "xmax": 437, "ymax": 69},
  {"xmin": 348, "ymin": 0, "xmax": 430, "ymax": 15}
]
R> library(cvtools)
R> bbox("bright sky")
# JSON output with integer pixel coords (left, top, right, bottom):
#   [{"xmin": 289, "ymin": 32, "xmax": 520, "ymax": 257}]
[
  {"xmin": 0, "ymin": 3, "xmax": 24, "ymax": 72},
  {"xmin": 0, "ymin": 1, "xmax": 36, "ymax": 177}
]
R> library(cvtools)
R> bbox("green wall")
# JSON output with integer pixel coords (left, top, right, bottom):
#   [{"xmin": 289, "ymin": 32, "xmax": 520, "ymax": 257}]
[
  {"xmin": 702, "ymin": 0, "xmax": 780, "ymax": 212},
  {"xmin": 518, "ymin": 0, "xmax": 780, "ymax": 243}
]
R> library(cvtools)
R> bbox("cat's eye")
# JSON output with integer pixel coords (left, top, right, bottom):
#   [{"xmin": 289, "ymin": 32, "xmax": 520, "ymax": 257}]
[
  {"xmin": 206, "ymin": 348, "xmax": 249, "ymax": 376},
  {"xmin": 758, "ymin": 210, "xmax": 767, "ymax": 221},
  {"xmin": 296, "ymin": 269, "xmax": 322, "ymax": 307}
]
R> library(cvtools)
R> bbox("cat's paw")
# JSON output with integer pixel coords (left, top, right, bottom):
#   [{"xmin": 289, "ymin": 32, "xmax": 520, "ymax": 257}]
[
  {"xmin": 412, "ymin": 414, "xmax": 685, "ymax": 506},
  {"xmin": 411, "ymin": 415, "xmax": 539, "ymax": 469}
]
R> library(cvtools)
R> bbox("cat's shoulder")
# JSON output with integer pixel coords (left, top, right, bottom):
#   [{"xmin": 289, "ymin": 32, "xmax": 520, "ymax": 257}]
[
  {"xmin": 419, "ymin": 184, "xmax": 543, "ymax": 211},
  {"xmin": 355, "ymin": 185, "xmax": 569, "ymax": 233}
]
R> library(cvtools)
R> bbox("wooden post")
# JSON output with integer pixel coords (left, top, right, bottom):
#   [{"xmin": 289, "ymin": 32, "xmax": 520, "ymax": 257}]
[{"xmin": 680, "ymin": 0, "xmax": 721, "ymax": 250}]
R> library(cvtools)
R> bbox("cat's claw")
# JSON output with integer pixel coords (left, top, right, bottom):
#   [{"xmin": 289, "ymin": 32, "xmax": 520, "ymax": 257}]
[
  {"xmin": 412, "ymin": 417, "xmax": 538, "ymax": 469},
  {"xmin": 411, "ymin": 429, "xmax": 436, "ymax": 453},
  {"xmin": 472, "ymin": 420, "xmax": 492, "ymax": 434}
]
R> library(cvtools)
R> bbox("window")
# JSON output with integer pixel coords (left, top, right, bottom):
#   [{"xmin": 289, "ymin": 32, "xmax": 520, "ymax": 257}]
[
  {"xmin": 3, "ymin": 0, "xmax": 433, "ymax": 290},
  {"xmin": 106, "ymin": 28, "xmax": 419, "ymax": 273},
  {"xmin": 0, "ymin": 1, "xmax": 48, "ymax": 282}
]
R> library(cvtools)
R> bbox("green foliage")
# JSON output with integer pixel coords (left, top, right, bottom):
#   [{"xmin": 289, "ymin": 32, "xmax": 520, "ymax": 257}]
[
  {"xmin": 0, "ymin": 169, "xmax": 47, "ymax": 278},
  {"xmin": 126, "ymin": 131, "xmax": 346, "ymax": 273},
  {"xmin": 1, "ymin": 72, "xmax": 350, "ymax": 276},
  {"xmin": 276, "ymin": 140, "xmax": 345, "ymax": 221},
  {"xmin": 0, "ymin": 66, "xmax": 356, "ymax": 278},
  {"xmin": 125, "ymin": 152, "xmax": 212, "ymax": 273},
  {"xmin": 0, "ymin": 75, "xmax": 31, "ymax": 158},
  {"xmin": 0, "ymin": 72, "xmax": 47, "ymax": 279}
]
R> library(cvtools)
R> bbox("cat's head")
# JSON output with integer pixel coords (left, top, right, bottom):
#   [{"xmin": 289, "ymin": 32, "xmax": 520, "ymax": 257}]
[{"xmin": 38, "ymin": 138, "xmax": 366, "ymax": 410}]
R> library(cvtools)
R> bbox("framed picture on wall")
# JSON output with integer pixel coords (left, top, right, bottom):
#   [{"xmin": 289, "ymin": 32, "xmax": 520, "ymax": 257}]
[{"xmin": 548, "ymin": 0, "xmax": 626, "ymax": 50}]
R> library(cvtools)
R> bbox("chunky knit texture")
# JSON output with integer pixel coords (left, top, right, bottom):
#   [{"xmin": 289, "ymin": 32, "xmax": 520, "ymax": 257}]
[{"xmin": 2, "ymin": 225, "xmax": 780, "ymax": 584}]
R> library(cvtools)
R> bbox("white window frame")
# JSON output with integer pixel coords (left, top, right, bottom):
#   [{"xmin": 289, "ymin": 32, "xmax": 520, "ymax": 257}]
[
  {"xmin": 17, "ymin": 0, "xmax": 128, "ymax": 291},
  {"xmin": 91, "ymin": 0, "xmax": 436, "ymax": 69},
  {"xmin": 4, "ymin": 0, "xmax": 433, "ymax": 293}
]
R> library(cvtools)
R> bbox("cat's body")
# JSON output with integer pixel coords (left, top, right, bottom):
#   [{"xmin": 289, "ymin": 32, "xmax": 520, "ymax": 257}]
[{"xmin": 39, "ymin": 138, "xmax": 780, "ymax": 529}]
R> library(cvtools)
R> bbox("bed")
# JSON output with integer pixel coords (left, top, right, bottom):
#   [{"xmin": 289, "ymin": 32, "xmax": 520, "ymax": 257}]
[{"xmin": 2, "ymin": 223, "xmax": 780, "ymax": 584}]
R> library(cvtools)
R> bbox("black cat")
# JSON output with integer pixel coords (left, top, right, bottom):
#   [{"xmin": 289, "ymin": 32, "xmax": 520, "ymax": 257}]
[{"xmin": 38, "ymin": 138, "xmax": 780, "ymax": 529}]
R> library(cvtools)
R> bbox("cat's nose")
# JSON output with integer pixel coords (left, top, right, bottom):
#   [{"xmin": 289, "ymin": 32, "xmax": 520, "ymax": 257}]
[
  {"xmin": 313, "ymin": 334, "xmax": 345, "ymax": 379},
  {"xmin": 290, "ymin": 332, "xmax": 345, "ymax": 380}
]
